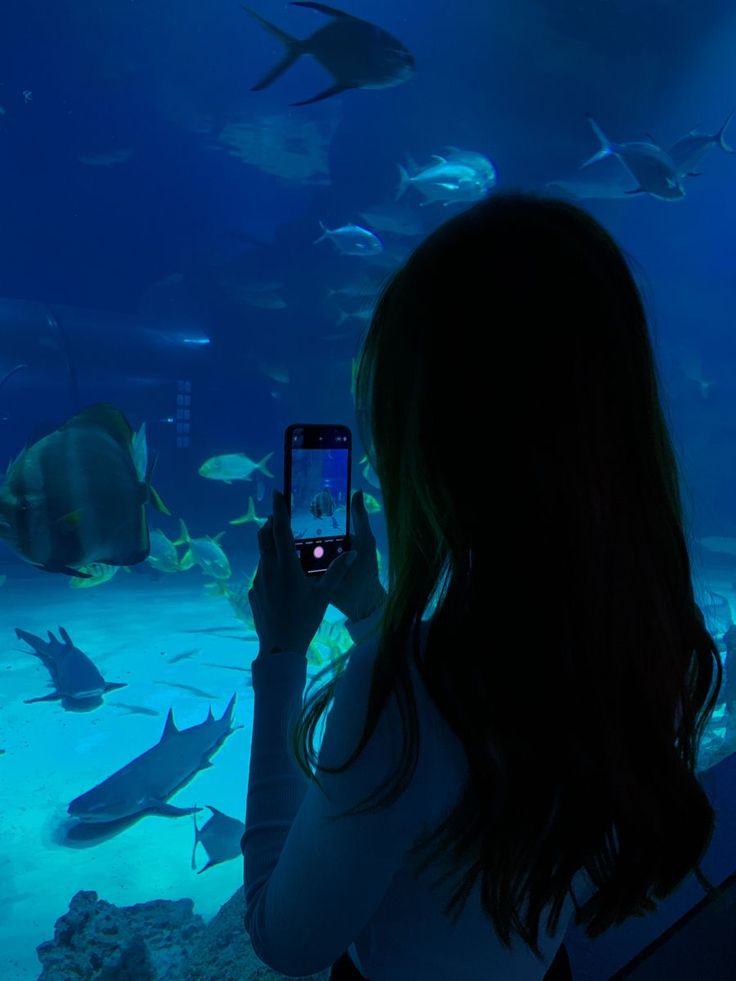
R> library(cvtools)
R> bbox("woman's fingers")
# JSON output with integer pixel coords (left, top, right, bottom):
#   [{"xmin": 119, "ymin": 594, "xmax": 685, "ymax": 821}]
[
  {"xmin": 271, "ymin": 489, "xmax": 297, "ymax": 564},
  {"xmin": 257, "ymin": 516, "xmax": 276, "ymax": 558},
  {"xmin": 351, "ymin": 489, "xmax": 375, "ymax": 543}
]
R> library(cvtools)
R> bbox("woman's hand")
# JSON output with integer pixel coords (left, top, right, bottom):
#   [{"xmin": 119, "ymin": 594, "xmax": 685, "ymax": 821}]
[
  {"xmin": 249, "ymin": 490, "xmax": 357, "ymax": 656},
  {"xmin": 328, "ymin": 490, "xmax": 387, "ymax": 623}
]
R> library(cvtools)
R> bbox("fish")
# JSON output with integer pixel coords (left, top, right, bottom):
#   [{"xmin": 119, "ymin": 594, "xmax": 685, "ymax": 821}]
[
  {"xmin": 78, "ymin": 148, "xmax": 134, "ymax": 167},
  {"xmin": 334, "ymin": 306, "xmax": 373, "ymax": 328},
  {"xmin": 213, "ymin": 108, "xmax": 339, "ymax": 185},
  {"xmin": 396, "ymin": 155, "xmax": 491, "ymax": 207},
  {"xmin": 359, "ymin": 455, "xmax": 380, "ymax": 489},
  {"xmin": 174, "ymin": 519, "xmax": 232, "ymax": 580},
  {"xmin": 154, "ymin": 680, "xmax": 221, "ymax": 700},
  {"xmin": 310, "ymin": 489, "xmax": 337, "ymax": 519},
  {"xmin": 544, "ymin": 175, "xmax": 638, "ymax": 201},
  {"xmin": 243, "ymin": 2, "xmax": 415, "ymax": 106},
  {"xmin": 678, "ymin": 351, "xmax": 714, "ymax": 399},
  {"xmin": 258, "ymin": 361, "xmax": 290, "ymax": 384},
  {"xmin": 167, "ymin": 648, "xmax": 201, "ymax": 664},
  {"xmin": 109, "ymin": 702, "xmax": 161, "ymax": 717},
  {"xmin": 198, "ymin": 451, "xmax": 274, "ymax": 483},
  {"xmin": 315, "ymin": 222, "xmax": 383, "ymax": 256},
  {"xmin": 327, "ymin": 276, "xmax": 383, "ymax": 300},
  {"xmin": 70, "ymin": 563, "xmax": 121, "ymax": 588},
  {"xmin": 668, "ymin": 111, "xmax": 735, "ymax": 176},
  {"xmin": 67, "ymin": 693, "xmax": 240, "ymax": 823},
  {"xmin": 229, "ymin": 496, "xmax": 267, "ymax": 528},
  {"xmin": 361, "ymin": 492, "xmax": 382, "ymax": 513},
  {"xmin": 192, "ymin": 804, "xmax": 245, "ymax": 873},
  {"xmin": 0, "ymin": 404, "xmax": 170, "ymax": 576},
  {"xmin": 441, "ymin": 146, "xmax": 498, "ymax": 187},
  {"xmin": 147, "ymin": 528, "xmax": 182, "ymax": 574},
  {"xmin": 581, "ymin": 116, "xmax": 685, "ymax": 201},
  {"xmin": 17, "ymin": 626, "xmax": 127, "ymax": 709}
]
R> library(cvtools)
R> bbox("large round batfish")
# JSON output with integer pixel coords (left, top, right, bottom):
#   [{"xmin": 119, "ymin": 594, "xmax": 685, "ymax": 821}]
[
  {"xmin": 0, "ymin": 403, "xmax": 169, "ymax": 576},
  {"xmin": 243, "ymin": 2, "xmax": 415, "ymax": 106}
]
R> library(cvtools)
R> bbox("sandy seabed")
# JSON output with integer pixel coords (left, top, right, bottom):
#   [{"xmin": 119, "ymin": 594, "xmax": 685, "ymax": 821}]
[
  {"xmin": 0, "ymin": 561, "xmax": 733, "ymax": 980},
  {"xmin": 0, "ymin": 564, "xmax": 267, "ymax": 980}
]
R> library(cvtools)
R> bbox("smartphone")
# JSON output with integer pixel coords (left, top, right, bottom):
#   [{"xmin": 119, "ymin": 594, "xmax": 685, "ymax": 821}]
[{"xmin": 284, "ymin": 423, "xmax": 352, "ymax": 575}]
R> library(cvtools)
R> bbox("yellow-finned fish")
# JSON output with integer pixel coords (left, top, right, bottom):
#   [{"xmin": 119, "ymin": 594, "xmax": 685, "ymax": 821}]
[
  {"xmin": 0, "ymin": 403, "xmax": 170, "ymax": 577},
  {"xmin": 198, "ymin": 452, "xmax": 274, "ymax": 484},
  {"xmin": 174, "ymin": 519, "xmax": 231, "ymax": 580}
]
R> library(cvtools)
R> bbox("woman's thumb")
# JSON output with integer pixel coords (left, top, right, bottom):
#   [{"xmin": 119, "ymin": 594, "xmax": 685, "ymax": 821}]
[{"xmin": 321, "ymin": 550, "xmax": 357, "ymax": 593}]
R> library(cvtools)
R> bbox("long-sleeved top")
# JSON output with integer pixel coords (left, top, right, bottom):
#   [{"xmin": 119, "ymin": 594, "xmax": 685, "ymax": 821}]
[{"xmin": 242, "ymin": 606, "xmax": 594, "ymax": 980}]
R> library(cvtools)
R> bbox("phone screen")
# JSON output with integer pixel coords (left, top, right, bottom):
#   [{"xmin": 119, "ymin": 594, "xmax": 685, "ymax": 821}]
[{"xmin": 285, "ymin": 424, "xmax": 351, "ymax": 574}]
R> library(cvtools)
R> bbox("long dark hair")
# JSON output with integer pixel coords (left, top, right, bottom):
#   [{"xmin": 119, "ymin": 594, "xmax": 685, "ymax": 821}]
[{"xmin": 292, "ymin": 193, "xmax": 722, "ymax": 957}]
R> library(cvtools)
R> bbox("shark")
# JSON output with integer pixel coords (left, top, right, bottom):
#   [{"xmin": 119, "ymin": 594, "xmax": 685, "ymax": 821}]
[
  {"xmin": 16, "ymin": 627, "xmax": 127, "ymax": 709},
  {"xmin": 67, "ymin": 692, "xmax": 240, "ymax": 823}
]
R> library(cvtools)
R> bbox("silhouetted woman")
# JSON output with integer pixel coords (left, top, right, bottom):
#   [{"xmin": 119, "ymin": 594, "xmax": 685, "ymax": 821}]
[{"xmin": 243, "ymin": 193, "xmax": 722, "ymax": 981}]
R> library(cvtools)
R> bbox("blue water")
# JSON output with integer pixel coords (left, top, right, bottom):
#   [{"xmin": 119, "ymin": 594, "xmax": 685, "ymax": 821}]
[{"xmin": 1, "ymin": 1, "xmax": 736, "ymax": 977}]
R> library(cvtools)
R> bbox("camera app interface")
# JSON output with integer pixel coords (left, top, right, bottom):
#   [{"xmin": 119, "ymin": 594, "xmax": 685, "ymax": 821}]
[{"xmin": 290, "ymin": 444, "xmax": 349, "ymax": 541}]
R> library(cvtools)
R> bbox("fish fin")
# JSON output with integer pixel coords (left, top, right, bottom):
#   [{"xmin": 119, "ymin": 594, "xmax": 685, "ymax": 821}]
[
  {"xmin": 191, "ymin": 802, "xmax": 201, "ymax": 870},
  {"xmin": 717, "ymin": 110, "xmax": 735, "ymax": 152},
  {"xmin": 104, "ymin": 682, "xmax": 127, "ymax": 692},
  {"xmin": 207, "ymin": 705, "xmax": 214, "ymax": 721},
  {"xmin": 196, "ymin": 860, "xmax": 216, "ymax": 874},
  {"xmin": 148, "ymin": 801, "xmax": 201, "ymax": 818},
  {"xmin": 212, "ymin": 531, "xmax": 225, "ymax": 544},
  {"xmin": 581, "ymin": 115, "xmax": 612, "ymax": 168},
  {"xmin": 686, "ymin": 171, "xmax": 702, "ymax": 177},
  {"xmin": 625, "ymin": 188, "xmax": 645, "ymax": 195},
  {"xmin": 256, "ymin": 452, "xmax": 274, "ymax": 478},
  {"xmin": 148, "ymin": 484, "xmax": 171, "ymax": 515},
  {"xmin": 242, "ymin": 7, "xmax": 303, "ymax": 91},
  {"xmin": 144, "ymin": 449, "xmax": 171, "ymax": 515},
  {"xmin": 132, "ymin": 422, "xmax": 148, "ymax": 481},
  {"xmin": 290, "ymin": 1, "xmax": 353, "ymax": 17},
  {"xmin": 161, "ymin": 707, "xmax": 179, "ymax": 741},
  {"xmin": 38, "ymin": 563, "xmax": 92, "ymax": 577},
  {"xmin": 58, "ymin": 626, "xmax": 73, "ymax": 646},
  {"xmin": 431, "ymin": 154, "xmax": 446, "ymax": 163},
  {"xmin": 291, "ymin": 83, "xmax": 352, "ymax": 106},
  {"xmin": 314, "ymin": 220, "xmax": 329, "ymax": 244},
  {"xmin": 24, "ymin": 692, "xmax": 62, "ymax": 703},
  {"xmin": 395, "ymin": 165, "xmax": 410, "ymax": 201},
  {"xmin": 179, "ymin": 549, "xmax": 195, "ymax": 571},
  {"xmin": 222, "ymin": 691, "xmax": 238, "ymax": 724},
  {"xmin": 173, "ymin": 518, "xmax": 190, "ymax": 547},
  {"xmin": 60, "ymin": 403, "xmax": 133, "ymax": 450}
]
